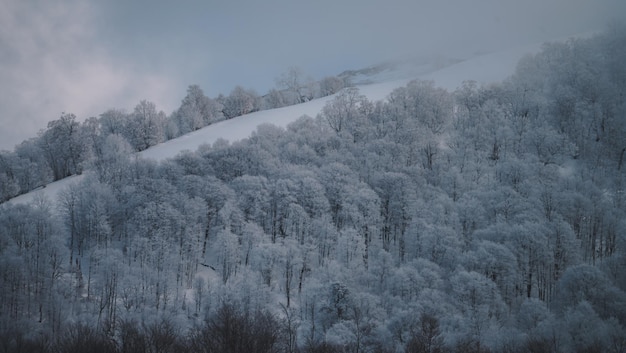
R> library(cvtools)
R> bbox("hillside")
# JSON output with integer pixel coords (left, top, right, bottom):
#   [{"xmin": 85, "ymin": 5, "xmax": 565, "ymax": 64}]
[
  {"xmin": 6, "ymin": 42, "xmax": 540, "ymax": 207},
  {"xmin": 2, "ymin": 29, "xmax": 626, "ymax": 353}
]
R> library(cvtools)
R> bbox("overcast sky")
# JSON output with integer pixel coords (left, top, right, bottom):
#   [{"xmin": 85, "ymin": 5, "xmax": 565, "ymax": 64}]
[{"xmin": 1, "ymin": 0, "xmax": 624, "ymax": 151}]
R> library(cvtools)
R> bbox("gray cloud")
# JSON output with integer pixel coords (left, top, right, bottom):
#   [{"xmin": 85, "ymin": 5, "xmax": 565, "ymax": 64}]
[
  {"xmin": 0, "ymin": 0, "xmax": 182, "ymax": 150},
  {"xmin": 1, "ymin": 0, "xmax": 624, "ymax": 150}
]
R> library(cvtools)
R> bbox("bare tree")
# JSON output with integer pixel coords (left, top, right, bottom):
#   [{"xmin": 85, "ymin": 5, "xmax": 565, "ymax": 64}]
[{"xmin": 276, "ymin": 66, "xmax": 315, "ymax": 104}]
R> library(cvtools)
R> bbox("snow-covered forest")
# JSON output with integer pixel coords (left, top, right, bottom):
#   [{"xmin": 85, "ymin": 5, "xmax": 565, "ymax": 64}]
[{"xmin": 1, "ymin": 28, "xmax": 626, "ymax": 353}]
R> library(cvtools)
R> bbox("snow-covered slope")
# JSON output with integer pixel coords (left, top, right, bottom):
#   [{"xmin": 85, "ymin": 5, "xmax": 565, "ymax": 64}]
[
  {"xmin": 126, "ymin": 42, "xmax": 544, "ymax": 162},
  {"xmin": 139, "ymin": 97, "xmax": 333, "ymax": 161},
  {"xmin": 6, "ymin": 174, "xmax": 84, "ymax": 207},
  {"xmin": 5, "ymin": 42, "xmax": 542, "ymax": 207}
]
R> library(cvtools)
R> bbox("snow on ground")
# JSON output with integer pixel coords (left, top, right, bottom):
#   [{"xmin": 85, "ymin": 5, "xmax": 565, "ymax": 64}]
[
  {"xmin": 5, "ymin": 42, "xmax": 542, "ymax": 207},
  {"xmin": 5, "ymin": 174, "xmax": 85, "ymax": 207},
  {"xmin": 139, "ymin": 97, "xmax": 334, "ymax": 161},
  {"xmin": 142, "ymin": 42, "xmax": 543, "ymax": 162}
]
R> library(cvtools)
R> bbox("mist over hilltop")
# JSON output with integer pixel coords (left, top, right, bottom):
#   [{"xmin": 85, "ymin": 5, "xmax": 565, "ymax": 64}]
[{"xmin": 1, "ymin": 0, "xmax": 625, "ymax": 150}]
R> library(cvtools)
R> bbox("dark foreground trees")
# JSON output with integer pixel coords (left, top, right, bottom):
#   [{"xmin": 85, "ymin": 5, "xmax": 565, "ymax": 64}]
[
  {"xmin": 188, "ymin": 304, "xmax": 279, "ymax": 353},
  {"xmin": 405, "ymin": 313, "xmax": 445, "ymax": 353},
  {"xmin": 0, "ymin": 304, "xmax": 280, "ymax": 353}
]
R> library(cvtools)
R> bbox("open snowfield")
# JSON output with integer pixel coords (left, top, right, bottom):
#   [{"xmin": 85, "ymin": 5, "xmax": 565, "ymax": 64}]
[{"xmin": 5, "ymin": 42, "xmax": 543, "ymax": 207}]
